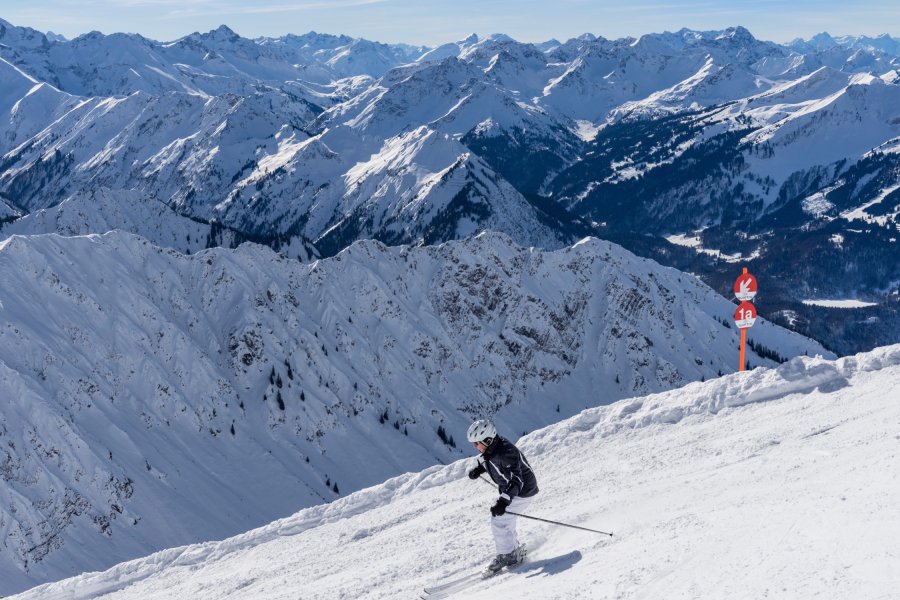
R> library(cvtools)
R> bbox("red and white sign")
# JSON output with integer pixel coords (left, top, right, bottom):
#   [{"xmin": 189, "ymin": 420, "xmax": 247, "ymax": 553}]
[
  {"xmin": 734, "ymin": 272, "xmax": 758, "ymax": 302},
  {"xmin": 734, "ymin": 301, "xmax": 757, "ymax": 329}
]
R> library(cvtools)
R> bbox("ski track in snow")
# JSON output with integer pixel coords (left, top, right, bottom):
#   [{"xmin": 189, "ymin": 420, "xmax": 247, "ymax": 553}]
[{"xmin": 14, "ymin": 345, "xmax": 900, "ymax": 600}]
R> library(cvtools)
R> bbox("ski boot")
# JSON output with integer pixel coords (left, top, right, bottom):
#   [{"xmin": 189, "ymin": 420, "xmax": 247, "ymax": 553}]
[{"xmin": 482, "ymin": 544, "xmax": 527, "ymax": 578}]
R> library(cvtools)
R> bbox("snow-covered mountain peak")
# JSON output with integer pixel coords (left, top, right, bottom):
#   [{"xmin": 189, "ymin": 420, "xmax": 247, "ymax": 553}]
[
  {"xmin": 267, "ymin": 31, "xmax": 354, "ymax": 51},
  {"xmin": 322, "ymin": 38, "xmax": 406, "ymax": 79},
  {"xmin": 737, "ymin": 65, "xmax": 850, "ymax": 112},
  {"xmin": 847, "ymin": 71, "xmax": 880, "ymax": 86},
  {"xmin": 715, "ymin": 25, "xmax": 756, "ymax": 43},
  {"xmin": 173, "ymin": 24, "xmax": 243, "ymax": 50},
  {"xmin": 792, "ymin": 31, "xmax": 900, "ymax": 57},
  {"xmin": 207, "ymin": 24, "xmax": 241, "ymax": 43},
  {"xmin": 882, "ymin": 69, "xmax": 900, "ymax": 84},
  {"xmin": 534, "ymin": 38, "xmax": 562, "ymax": 52},
  {"xmin": 413, "ymin": 36, "xmax": 477, "ymax": 64},
  {"xmin": 0, "ymin": 18, "xmax": 50, "ymax": 50},
  {"xmin": 336, "ymin": 57, "xmax": 483, "ymax": 132},
  {"xmin": 810, "ymin": 31, "xmax": 839, "ymax": 48}
]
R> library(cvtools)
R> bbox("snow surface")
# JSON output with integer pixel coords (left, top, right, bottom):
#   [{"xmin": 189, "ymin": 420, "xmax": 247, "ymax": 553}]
[
  {"xmin": 14, "ymin": 344, "xmax": 900, "ymax": 600},
  {"xmin": 841, "ymin": 183, "xmax": 900, "ymax": 226},
  {"xmin": 664, "ymin": 233, "xmax": 760, "ymax": 263},
  {"xmin": 801, "ymin": 299, "xmax": 879, "ymax": 308}
]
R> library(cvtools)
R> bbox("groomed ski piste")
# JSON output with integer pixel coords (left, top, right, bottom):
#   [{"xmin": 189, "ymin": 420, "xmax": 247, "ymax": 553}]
[{"xmin": 12, "ymin": 345, "xmax": 900, "ymax": 600}]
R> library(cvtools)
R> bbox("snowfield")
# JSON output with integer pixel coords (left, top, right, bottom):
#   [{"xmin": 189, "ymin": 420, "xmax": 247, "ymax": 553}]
[
  {"xmin": 15, "ymin": 344, "xmax": 900, "ymax": 600},
  {"xmin": 801, "ymin": 299, "xmax": 879, "ymax": 309}
]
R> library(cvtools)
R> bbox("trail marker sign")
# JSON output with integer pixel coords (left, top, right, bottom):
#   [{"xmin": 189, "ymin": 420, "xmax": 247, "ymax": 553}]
[
  {"xmin": 734, "ymin": 301, "xmax": 757, "ymax": 329},
  {"xmin": 733, "ymin": 267, "xmax": 758, "ymax": 372},
  {"xmin": 734, "ymin": 272, "xmax": 758, "ymax": 302}
]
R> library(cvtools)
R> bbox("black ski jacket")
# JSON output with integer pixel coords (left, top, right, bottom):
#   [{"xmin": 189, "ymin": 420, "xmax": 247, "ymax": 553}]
[{"xmin": 480, "ymin": 436, "xmax": 538, "ymax": 502}]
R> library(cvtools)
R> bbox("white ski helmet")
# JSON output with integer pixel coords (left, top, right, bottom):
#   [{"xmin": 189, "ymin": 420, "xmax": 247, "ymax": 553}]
[{"xmin": 467, "ymin": 419, "xmax": 497, "ymax": 444}]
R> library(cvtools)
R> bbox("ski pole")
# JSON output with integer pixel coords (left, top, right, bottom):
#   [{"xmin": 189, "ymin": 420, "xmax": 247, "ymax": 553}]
[
  {"xmin": 504, "ymin": 510, "xmax": 613, "ymax": 537},
  {"xmin": 477, "ymin": 475, "xmax": 613, "ymax": 536}
]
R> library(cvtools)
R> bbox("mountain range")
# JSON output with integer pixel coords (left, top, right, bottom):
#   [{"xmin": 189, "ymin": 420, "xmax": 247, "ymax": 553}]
[{"xmin": 1, "ymin": 20, "xmax": 898, "ymax": 353}]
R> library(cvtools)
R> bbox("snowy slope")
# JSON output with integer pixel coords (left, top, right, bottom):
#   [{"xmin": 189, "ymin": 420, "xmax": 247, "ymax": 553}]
[
  {"xmin": 0, "ymin": 231, "xmax": 828, "ymax": 594},
  {"xmin": 0, "ymin": 195, "xmax": 20, "ymax": 221},
  {"xmin": 0, "ymin": 56, "xmax": 81, "ymax": 151},
  {"xmin": 732, "ymin": 72, "xmax": 900, "ymax": 185},
  {"xmin": 417, "ymin": 34, "xmax": 480, "ymax": 63},
  {"xmin": 787, "ymin": 33, "xmax": 900, "ymax": 75},
  {"xmin": 14, "ymin": 345, "xmax": 899, "ymax": 600},
  {"xmin": 581, "ymin": 69, "xmax": 900, "ymax": 215},
  {"xmin": 213, "ymin": 121, "xmax": 571, "ymax": 251},
  {"xmin": 540, "ymin": 27, "xmax": 786, "ymax": 123},
  {"xmin": 0, "ymin": 188, "xmax": 318, "ymax": 260},
  {"xmin": 0, "ymin": 87, "xmax": 323, "ymax": 212}
]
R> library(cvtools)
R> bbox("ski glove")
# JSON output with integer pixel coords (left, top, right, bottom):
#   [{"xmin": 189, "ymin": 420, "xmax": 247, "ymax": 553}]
[
  {"xmin": 468, "ymin": 463, "xmax": 486, "ymax": 480},
  {"xmin": 490, "ymin": 497, "xmax": 510, "ymax": 517}
]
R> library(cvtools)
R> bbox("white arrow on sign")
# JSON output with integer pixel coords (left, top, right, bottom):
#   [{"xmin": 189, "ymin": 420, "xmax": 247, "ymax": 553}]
[{"xmin": 734, "ymin": 272, "xmax": 758, "ymax": 302}]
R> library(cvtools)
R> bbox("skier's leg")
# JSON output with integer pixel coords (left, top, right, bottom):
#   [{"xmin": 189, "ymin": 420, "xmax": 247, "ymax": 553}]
[
  {"xmin": 506, "ymin": 496, "xmax": 533, "ymax": 552},
  {"xmin": 490, "ymin": 509, "xmax": 517, "ymax": 555},
  {"xmin": 490, "ymin": 496, "xmax": 533, "ymax": 555}
]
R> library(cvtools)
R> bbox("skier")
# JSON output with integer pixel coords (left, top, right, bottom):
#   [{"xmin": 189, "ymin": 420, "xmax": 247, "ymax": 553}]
[{"xmin": 466, "ymin": 418, "xmax": 539, "ymax": 574}]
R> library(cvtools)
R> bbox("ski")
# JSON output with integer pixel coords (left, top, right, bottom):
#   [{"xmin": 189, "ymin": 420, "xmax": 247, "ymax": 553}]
[
  {"xmin": 421, "ymin": 544, "xmax": 528, "ymax": 598},
  {"xmin": 420, "ymin": 571, "xmax": 484, "ymax": 599}
]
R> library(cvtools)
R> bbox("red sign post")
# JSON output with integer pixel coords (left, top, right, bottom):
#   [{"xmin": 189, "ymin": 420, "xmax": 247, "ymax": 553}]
[
  {"xmin": 733, "ymin": 268, "xmax": 758, "ymax": 372},
  {"xmin": 733, "ymin": 272, "xmax": 758, "ymax": 302},
  {"xmin": 734, "ymin": 302, "xmax": 757, "ymax": 329}
]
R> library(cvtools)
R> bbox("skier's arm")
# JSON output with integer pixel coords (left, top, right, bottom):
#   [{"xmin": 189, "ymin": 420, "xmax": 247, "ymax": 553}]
[{"xmin": 496, "ymin": 446, "xmax": 524, "ymax": 501}]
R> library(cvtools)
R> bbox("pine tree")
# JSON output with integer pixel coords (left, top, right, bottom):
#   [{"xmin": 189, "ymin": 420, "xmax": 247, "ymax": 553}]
[{"xmin": 435, "ymin": 426, "xmax": 456, "ymax": 448}]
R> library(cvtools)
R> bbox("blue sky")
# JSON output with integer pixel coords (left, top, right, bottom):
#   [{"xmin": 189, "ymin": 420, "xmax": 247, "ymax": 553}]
[{"xmin": 3, "ymin": 0, "xmax": 899, "ymax": 45}]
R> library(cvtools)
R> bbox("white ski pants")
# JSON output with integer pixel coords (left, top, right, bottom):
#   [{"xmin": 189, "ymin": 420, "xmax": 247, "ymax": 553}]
[{"xmin": 490, "ymin": 495, "xmax": 534, "ymax": 554}]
